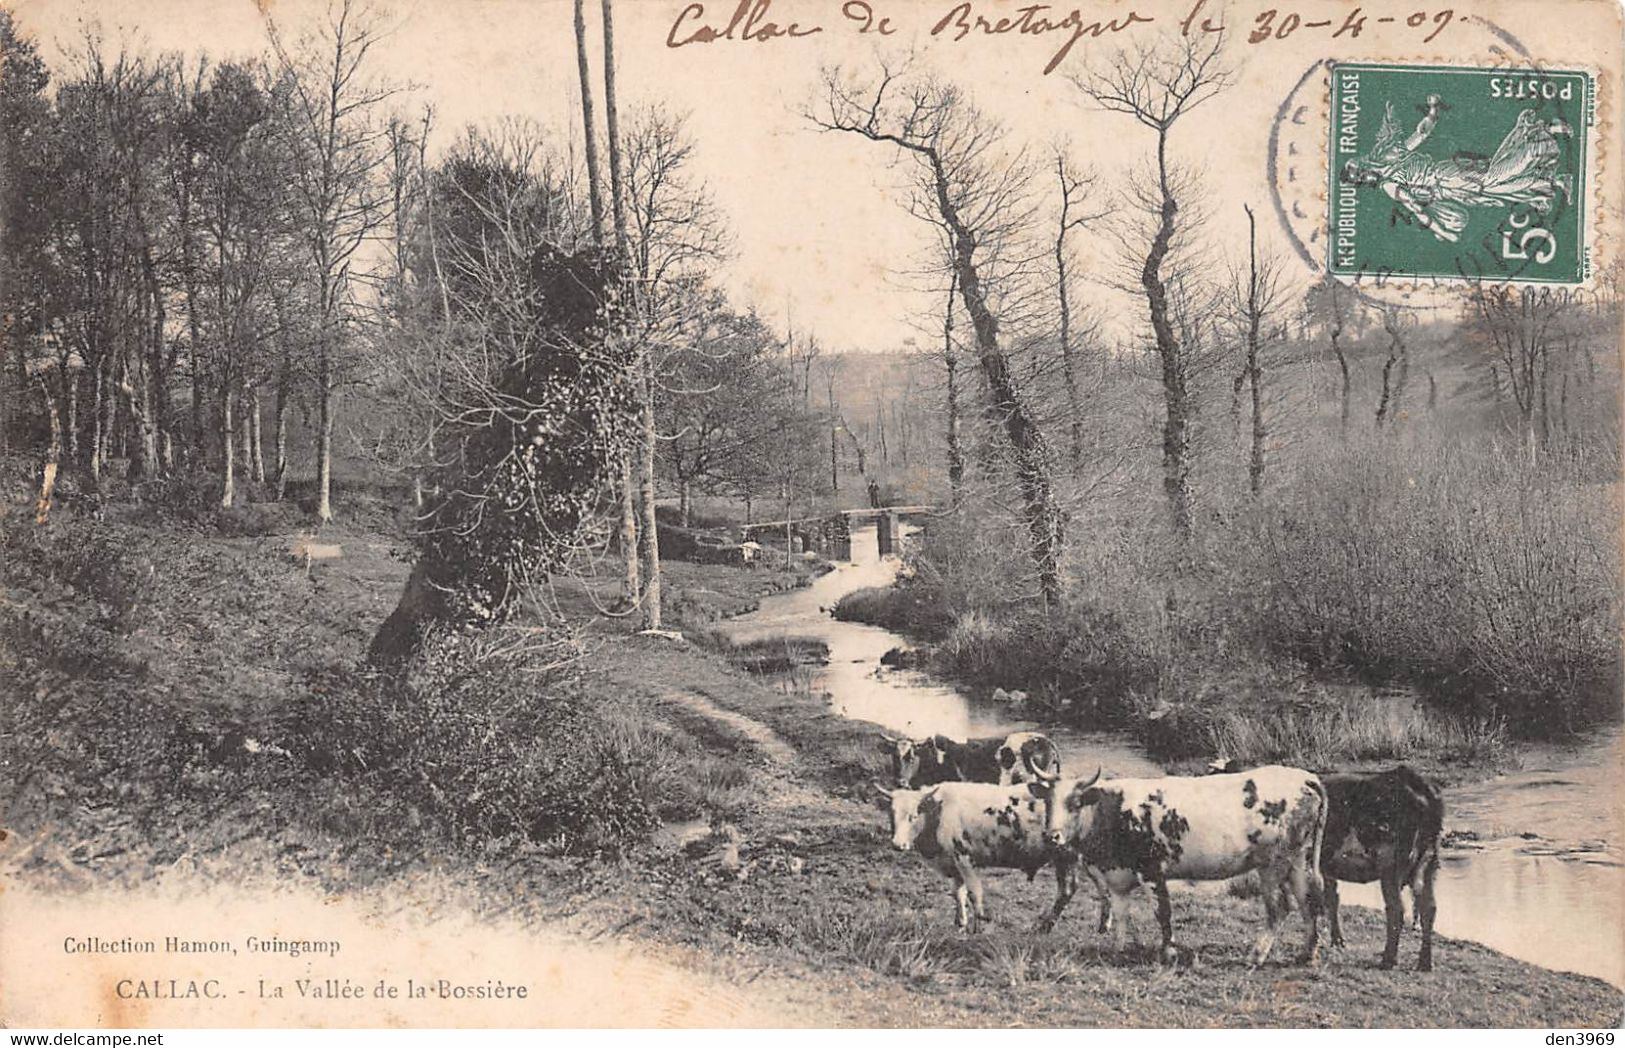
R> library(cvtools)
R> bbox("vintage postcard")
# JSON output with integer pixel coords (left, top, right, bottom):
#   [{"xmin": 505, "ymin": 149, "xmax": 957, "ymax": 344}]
[{"xmin": 1, "ymin": 0, "xmax": 1621, "ymax": 1031}]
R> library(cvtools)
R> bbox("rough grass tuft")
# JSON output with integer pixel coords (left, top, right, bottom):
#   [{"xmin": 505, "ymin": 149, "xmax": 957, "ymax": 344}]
[{"xmin": 1204, "ymin": 693, "xmax": 1509, "ymax": 769}]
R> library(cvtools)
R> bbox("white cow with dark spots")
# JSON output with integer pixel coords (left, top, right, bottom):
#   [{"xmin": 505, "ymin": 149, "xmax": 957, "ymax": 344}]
[
  {"xmin": 1210, "ymin": 759, "xmax": 1445, "ymax": 971},
  {"xmin": 875, "ymin": 780, "xmax": 1083, "ymax": 933},
  {"xmin": 1035, "ymin": 765, "xmax": 1328, "ymax": 966}
]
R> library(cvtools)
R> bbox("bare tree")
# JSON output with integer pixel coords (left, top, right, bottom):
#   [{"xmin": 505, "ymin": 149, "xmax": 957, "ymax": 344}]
[
  {"xmin": 366, "ymin": 126, "xmax": 634, "ymax": 665},
  {"xmin": 1072, "ymin": 33, "xmax": 1228, "ymax": 540},
  {"xmin": 1374, "ymin": 305, "xmax": 1409, "ymax": 428},
  {"xmin": 572, "ymin": 0, "xmax": 605, "ymax": 245},
  {"xmin": 269, "ymin": 0, "xmax": 397, "ymax": 523},
  {"xmin": 1304, "ymin": 274, "xmax": 1353, "ymax": 434},
  {"xmin": 600, "ymin": 0, "xmax": 669, "ymax": 629},
  {"xmin": 1465, "ymin": 284, "xmax": 1577, "ymax": 451},
  {"xmin": 1227, "ymin": 204, "xmax": 1287, "ymax": 494},
  {"xmin": 810, "ymin": 64, "xmax": 1065, "ymax": 607},
  {"xmin": 617, "ymin": 104, "xmax": 731, "ymax": 625},
  {"xmin": 181, "ymin": 61, "xmax": 298, "ymax": 507},
  {"xmin": 1052, "ymin": 147, "xmax": 1104, "ymax": 469},
  {"xmin": 825, "ymin": 354, "xmax": 841, "ymax": 494},
  {"xmin": 570, "ymin": 0, "xmax": 638, "ymax": 608},
  {"xmin": 0, "ymin": 11, "xmax": 52, "ymax": 465},
  {"xmin": 661, "ymin": 308, "xmax": 799, "ymax": 524},
  {"xmin": 784, "ymin": 330, "xmax": 821, "ymax": 412}
]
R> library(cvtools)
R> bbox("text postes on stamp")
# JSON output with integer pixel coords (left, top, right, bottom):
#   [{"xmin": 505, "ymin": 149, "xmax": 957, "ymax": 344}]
[{"xmin": 1328, "ymin": 63, "xmax": 1592, "ymax": 286}]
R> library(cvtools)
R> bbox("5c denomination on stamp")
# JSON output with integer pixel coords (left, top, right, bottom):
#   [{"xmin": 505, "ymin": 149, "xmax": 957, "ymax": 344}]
[{"xmin": 1328, "ymin": 62, "xmax": 1592, "ymax": 285}]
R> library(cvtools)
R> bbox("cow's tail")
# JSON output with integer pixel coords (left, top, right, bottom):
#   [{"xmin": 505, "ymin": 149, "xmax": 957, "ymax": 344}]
[
  {"xmin": 1395, "ymin": 766, "xmax": 1445, "ymax": 886},
  {"xmin": 1304, "ymin": 775, "xmax": 1330, "ymax": 913}
]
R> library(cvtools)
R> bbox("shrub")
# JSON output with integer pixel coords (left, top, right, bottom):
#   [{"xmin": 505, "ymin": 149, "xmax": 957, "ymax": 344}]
[
  {"xmin": 698, "ymin": 635, "xmax": 829, "ymax": 674},
  {"xmin": 1, "ymin": 518, "xmax": 155, "ymax": 633},
  {"xmin": 1, "ymin": 516, "xmax": 671, "ymax": 868},
  {"xmin": 214, "ymin": 502, "xmax": 287, "ymax": 537},
  {"xmin": 832, "ymin": 584, "xmax": 955, "ymax": 639},
  {"xmin": 0, "ymin": 544, "xmax": 302, "ymax": 870},
  {"xmin": 1018, "ymin": 605, "xmax": 1161, "ymax": 724},
  {"xmin": 1249, "ymin": 432, "xmax": 1622, "ymax": 732},
  {"xmin": 288, "ymin": 630, "xmax": 663, "ymax": 858},
  {"xmin": 127, "ymin": 472, "xmax": 226, "ymax": 527}
]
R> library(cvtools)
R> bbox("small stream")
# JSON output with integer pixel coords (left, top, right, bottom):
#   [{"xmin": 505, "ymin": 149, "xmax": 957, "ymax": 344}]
[{"xmin": 721, "ymin": 523, "xmax": 1625, "ymax": 988}]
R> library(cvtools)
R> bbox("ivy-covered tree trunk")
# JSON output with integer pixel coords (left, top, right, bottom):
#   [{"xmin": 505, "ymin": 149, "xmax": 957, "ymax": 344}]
[
  {"xmin": 1145, "ymin": 129, "xmax": 1193, "ymax": 540},
  {"xmin": 367, "ymin": 248, "xmax": 633, "ymax": 667},
  {"xmin": 929, "ymin": 151, "xmax": 1064, "ymax": 608},
  {"xmin": 620, "ymin": 455, "xmax": 640, "ymax": 604},
  {"xmin": 943, "ymin": 271, "xmax": 963, "ymax": 502}
]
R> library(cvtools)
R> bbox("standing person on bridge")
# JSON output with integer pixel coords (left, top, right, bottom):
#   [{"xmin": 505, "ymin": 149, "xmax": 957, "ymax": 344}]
[{"xmin": 867, "ymin": 478, "xmax": 881, "ymax": 508}]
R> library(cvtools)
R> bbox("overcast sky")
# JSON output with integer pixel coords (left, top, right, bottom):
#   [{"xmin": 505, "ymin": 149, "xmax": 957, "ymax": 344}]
[{"xmin": 12, "ymin": 0, "xmax": 1617, "ymax": 351}]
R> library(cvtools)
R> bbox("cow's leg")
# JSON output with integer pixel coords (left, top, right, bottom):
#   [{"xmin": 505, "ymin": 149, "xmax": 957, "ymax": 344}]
[
  {"xmin": 1152, "ymin": 875, "xmax": 1178, "ymax": 966},
  {"xmin": 1325, "ymin": 877, "xmax": 1345, "ymax": 947},
  {"xmin": 1037, "ymin": 859, "xmax": 1077, "ymax": 933},
  {"xmin": 952, "ymin": 873, "xmax": 972, "ymax": 933},
  {"xmin": 968, "ymin": 869, "xmax": 991, "ymax": 926},
  {"xmin": 1288, "ymin": 858, "xmax": 1323, "ymax": 966},
  {"xmin": 1108, "ymin": 890, "xmax": 1129, "ymax": 950},
  {"xmin": 1083, "ymin": 865, "xmax": 1114, "ymax": 934},
  {"xmin": 1252, "ymin": 865, "xmax": 1286, "ymax": 967},
  {"xmin": 1378, "ymin": 869, "xmax": 1405, "ymax": 970},
  {"xmin": 1413, "ymin": 852, "xmax": 1439, "ymax": 972},
  {"xmin": 952, "ymin": 855, "xmax": 984, "ymax": 933}
]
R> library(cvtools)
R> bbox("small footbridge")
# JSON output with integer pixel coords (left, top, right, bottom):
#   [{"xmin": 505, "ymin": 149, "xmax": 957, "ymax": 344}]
[{"xmin": 739, "ymin": 504, "xmax": 937, "ymax": 560}]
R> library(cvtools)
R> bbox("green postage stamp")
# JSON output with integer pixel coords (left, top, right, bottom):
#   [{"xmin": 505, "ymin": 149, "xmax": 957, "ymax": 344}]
[{"xmin": 1328, "ymin": 63, "xmax": 1593, "ymax": 284}]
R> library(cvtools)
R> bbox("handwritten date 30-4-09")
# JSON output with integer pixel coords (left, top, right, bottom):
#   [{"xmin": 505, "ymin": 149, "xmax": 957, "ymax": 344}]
[{"xmin": 665, "ymin": 0, "xmax": 1461, "ymax": 74}]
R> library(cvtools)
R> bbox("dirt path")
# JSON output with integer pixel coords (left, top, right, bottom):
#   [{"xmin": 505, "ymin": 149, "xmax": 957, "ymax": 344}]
[{"xmin": 660, "ymin": 688, "xmax": 798, "ymax": 764}]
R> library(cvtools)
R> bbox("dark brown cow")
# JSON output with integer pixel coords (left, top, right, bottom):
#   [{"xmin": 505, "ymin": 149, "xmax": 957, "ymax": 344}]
[
  {"xmin": 1210, "ymin": 759, "xmax": 1444, "ymax": 971},
  {"xmin": 876, "ymin": 732, "xmax": 1061, "ymax": 790}
]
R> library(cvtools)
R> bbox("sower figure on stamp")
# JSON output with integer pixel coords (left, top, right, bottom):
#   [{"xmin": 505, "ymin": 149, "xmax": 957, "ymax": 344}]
[{"xmin": 1340, "ymin": 96, "xmax": 1574, "ymax": 243}]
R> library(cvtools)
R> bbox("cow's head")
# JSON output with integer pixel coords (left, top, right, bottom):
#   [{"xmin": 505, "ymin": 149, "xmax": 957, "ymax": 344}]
[
  {"xmin": 1011, "ymin": 734, "xmax": 1060, "ymax": 783},
  {"xmin": 1037, "ymin": 766, "xmax": 1102, "ymax": 849},
  {"xmin": 876, "ymin": 735, "xmax": 940, "ymax": 789},
  {"xmin": 871, "ymin": 783, "xmax": 928, "ymax": 851}
]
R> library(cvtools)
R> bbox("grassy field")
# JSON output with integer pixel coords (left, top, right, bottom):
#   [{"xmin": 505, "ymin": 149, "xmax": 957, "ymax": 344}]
[{"xmin": 1, "ymin": 489, "xmax": 1619, "ymax": 1027}]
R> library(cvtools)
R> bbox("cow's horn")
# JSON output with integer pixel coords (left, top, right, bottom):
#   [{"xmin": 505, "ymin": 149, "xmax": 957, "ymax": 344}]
[
  {"xmin": 1079, "ymin": 765, "xmax": 1102, "ymax": 789},
  {"xmin": 1032, "ymin": 763, "xmax": 1061, "ymax": 784},
  {"xmin": 870, "ymin": 781, "xmax": 894, "ymax": 800}
]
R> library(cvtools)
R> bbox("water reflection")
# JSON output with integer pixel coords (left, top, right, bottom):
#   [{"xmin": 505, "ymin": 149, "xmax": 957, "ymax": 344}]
[
  {"xmin": 721, "ymin": 523, "xmax": 1624, "ymax": 987},
  {"xmin": 724, "ymin": 525, "xmax": 1012, "ymax": 740}
]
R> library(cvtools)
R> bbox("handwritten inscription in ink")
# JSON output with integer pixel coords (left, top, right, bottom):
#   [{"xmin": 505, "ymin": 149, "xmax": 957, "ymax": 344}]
[{"xmin": 664, "ymin": 0, "xmax": 1465, "ymax": 74}]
